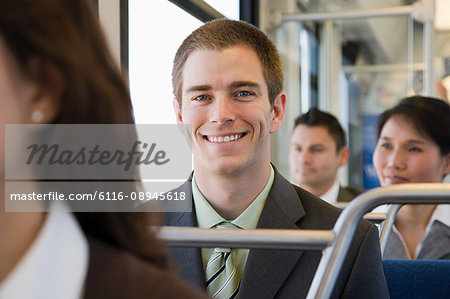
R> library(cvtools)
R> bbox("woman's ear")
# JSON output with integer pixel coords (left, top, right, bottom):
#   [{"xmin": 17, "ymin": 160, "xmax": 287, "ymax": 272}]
[{"xmin": 29, "ymin": 60, "xmax": 63, "ymax": 124}]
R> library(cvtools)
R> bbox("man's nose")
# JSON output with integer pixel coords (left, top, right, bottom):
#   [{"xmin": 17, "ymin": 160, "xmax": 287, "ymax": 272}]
[
  {"xmin": 209, "ymin": 95, "xmax": 236, "ymax": 125},
  {"xmin": 297, "ymin": 149, "xmax": 312, "ymax": 164}
]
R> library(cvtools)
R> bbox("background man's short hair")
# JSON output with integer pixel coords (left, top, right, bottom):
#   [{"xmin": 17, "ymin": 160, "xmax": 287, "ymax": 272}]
[{"xmin": 293, "ymin": 108, "xmax": 347, "ymax": 151}]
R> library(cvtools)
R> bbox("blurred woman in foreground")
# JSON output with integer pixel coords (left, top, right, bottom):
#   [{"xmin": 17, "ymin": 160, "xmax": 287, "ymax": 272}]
[
  {"xmin": 373, "ymin": 96, "xmax": 450, "ymax": 260},
  {"xmin": 0, "ymin": 0, "xmax": 207, "ymax": 298}
]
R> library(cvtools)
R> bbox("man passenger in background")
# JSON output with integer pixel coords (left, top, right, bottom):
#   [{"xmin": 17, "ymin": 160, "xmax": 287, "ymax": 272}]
[
  {"xmin": 289, "ymin": 108, "xmax": 363, "ymax": 205},
  {"xmin": 165, "ymin": 18, "xmax": 388, "ymax": 298}
]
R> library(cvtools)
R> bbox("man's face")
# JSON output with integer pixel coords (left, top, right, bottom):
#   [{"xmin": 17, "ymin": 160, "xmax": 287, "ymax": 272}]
[
  {"xmin": 174, "ymin": 45, "xmax": 285, "ymax": 177},
  {"xmin": 289, "ymin": 125, "xmax": 347, "ymax": 189}
]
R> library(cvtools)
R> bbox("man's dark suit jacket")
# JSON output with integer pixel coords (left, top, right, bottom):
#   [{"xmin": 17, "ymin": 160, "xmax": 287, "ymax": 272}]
[
  {"xmin": 164, "ymin": 170, "xmax": 389, "ymax": 298},
  {"xmin": 337, "ymin": 186, "xmax": 364, "ymax": 203}
]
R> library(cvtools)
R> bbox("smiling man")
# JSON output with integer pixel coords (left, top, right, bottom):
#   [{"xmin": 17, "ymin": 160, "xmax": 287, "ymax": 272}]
[{"xmin": 164, "ymin": 19, "xmax": 388, "ymax": 299}]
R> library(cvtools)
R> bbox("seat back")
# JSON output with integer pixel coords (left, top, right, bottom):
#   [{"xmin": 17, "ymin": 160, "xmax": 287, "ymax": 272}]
[{"xmin": 382, "ymin": 259, "xmax": 450, "ymax": 299}]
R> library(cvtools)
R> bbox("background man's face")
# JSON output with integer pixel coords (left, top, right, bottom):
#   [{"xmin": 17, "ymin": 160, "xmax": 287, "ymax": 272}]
[
  {"xmin": 174, "ymin": 46, "xmax": 284, "ymax": 177},
  {"xmin": 289, "ymin": 125, "xmax": 345, "ymax": 189}
]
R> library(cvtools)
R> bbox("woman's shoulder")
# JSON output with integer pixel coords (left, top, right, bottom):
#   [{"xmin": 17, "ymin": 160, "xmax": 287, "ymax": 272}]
[
  {"xmin": 431, "ymin": 204, "xmax": 450, "ymax": 228},
  {"xmin": 83, "ymin": 236, "xmax": 208, "ymax": 299}
]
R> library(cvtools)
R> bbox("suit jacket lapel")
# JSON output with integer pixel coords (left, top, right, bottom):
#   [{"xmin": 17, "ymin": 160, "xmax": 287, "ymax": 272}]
[
  {"xmin": 164, "ymin": 176, "xmax": 206, "ymax": 289},
  {"xmin": 337, "ymin": 186, "xmax": 351, "ymax": 203},
  {"xmin": 238, "ymin": 170, "xmax": 306, "ymax": 298}
]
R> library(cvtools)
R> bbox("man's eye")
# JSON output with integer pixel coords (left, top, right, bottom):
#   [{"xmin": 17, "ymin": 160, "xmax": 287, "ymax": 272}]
[
  {"xmin": 194, "ymin": 95, "xmax": 210, "ymax": 101},
  {"xmin": 236, "ymin": 91, "xmax": 252, "ymax": 97}
]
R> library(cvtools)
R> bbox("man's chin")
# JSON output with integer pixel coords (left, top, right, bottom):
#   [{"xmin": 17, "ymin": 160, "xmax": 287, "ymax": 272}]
[
  {"xmin": 211, "ymin": 164, "xmax": 243, "ymax": 177},
  {"xmin": 297, "ymin": 177, "xmax": 317, "ymax": 187},
  {"xmin": 296, "ymin": 173, "xmax": 314, "ymax": 181},
  {"xmin": 203, "ymin": 158, "xmax": 249, "ymax": 177}
]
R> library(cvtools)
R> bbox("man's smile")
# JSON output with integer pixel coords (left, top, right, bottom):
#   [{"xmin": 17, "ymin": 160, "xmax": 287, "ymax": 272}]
[{"xmin": 204, "ymin": 133, "xmax": 245, "ymax": 143}]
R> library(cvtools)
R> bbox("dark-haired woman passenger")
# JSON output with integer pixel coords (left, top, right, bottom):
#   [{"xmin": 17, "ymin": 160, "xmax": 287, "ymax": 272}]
[
  {"xmin": 373, "ymin": 96, "xmax": 450, "ymax": 260},
  {"xmin": 0, "ymin": 0, "xmax": 207, "ymax": 298}
]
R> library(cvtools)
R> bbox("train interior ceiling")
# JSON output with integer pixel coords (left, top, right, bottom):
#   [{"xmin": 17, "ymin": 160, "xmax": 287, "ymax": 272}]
[{"xmin": 259, "ymin": 0, "xmax": 450, "ymax": 188}]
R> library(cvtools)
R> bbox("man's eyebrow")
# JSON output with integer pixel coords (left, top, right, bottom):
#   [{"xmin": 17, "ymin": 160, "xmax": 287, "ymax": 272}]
[
  {"xmin": 185, "ymin": 84, "xmax": 212, "ymax": 93},
  {"xmin": 229, "ymin": 81, "xmax": 261, "ymax": 89},
  {"xmin": 185, "ymin": 81, "xmax": 261, "ymax": 93},
  {"xmin": 290, "ymin": 142, "xmax": 325, "ymax": 148}
]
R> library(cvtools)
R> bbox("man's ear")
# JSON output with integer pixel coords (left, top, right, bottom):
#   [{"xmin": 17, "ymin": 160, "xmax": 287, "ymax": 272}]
[
  {"xmin": 269, "ymin": 92, "xmax": 286, "ymax": 134},
  {"xmin": 173, "ymin": 98, "xmax": 183, "ymax": 125},
  {"xmin": 337, "ymin": 146, "xmax": 350, "ymax": 167},
  {"xmin": 28, "ymin": 61, "xmax": 63, "ymax": 124},
  {"xmin": 173, "ymin": 97, "xmax": 192, "ymax": 148},
  {"xmin": 442, "ymin": 153, "xmax": 450, "ymax": 179}
]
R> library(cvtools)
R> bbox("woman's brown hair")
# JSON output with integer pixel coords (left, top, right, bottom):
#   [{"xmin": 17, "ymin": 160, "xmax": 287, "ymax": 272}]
[{"xmin": 0, "ymin": 0, "xmax": 169, "ymax": 268}]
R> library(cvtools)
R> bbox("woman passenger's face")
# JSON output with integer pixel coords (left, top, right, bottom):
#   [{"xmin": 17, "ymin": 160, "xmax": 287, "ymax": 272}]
[{"xmin": 373, "ymin": 116, "xmax": 450, "ymax": 186}]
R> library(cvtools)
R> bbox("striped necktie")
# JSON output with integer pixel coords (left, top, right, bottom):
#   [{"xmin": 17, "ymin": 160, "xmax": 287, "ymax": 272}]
[{"xmin": 205, "ymin": 223, "xmax": 240, "ymax": 299}]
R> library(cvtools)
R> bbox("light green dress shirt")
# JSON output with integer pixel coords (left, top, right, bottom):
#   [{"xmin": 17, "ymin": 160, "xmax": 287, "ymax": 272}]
[{"xmin": 192, "ymin": 166, "xmax": 275, "ymax": 282}]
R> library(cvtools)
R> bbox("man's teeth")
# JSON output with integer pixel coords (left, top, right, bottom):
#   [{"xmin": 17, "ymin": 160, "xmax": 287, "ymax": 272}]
[{"xmin": 208, "ymin": 134, "xmax": 242, "ymax": 143}]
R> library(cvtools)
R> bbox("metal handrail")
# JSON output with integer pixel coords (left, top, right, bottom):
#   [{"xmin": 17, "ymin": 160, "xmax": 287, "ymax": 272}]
[
  {"xmin": 282, "ymin": 5, "xmax": 412, "ymax": 22},
  {"xmin": 363, "ymin": 212, "xmax": 387, "ymax": 224},
  {"xmin": 158, "ymin": 227, "xmax": 334, "ymax": 250},
  {"xmin": 158, "ymin": 212, "xmax": 386, "ymax": 251},
  {"xmin": 157, "ymin": 183, "xmax": 450, "ymax": 299},
  {"xmin": 379, "ymin": 204, "xmax": 402, "ymax": 254},
  {"xmin": 336, "ymin": 202, "xmax": 387, "ymax": 223},
  {"xmin": 307, "ymin": 183, "xmax": 450, "ymax": 299}
]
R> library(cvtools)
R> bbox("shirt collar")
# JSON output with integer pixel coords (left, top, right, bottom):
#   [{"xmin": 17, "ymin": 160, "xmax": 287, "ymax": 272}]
[
  {"xmin": 428, "ymin": 204, "xmax": 450, "ymax": 228},
  {"xmin": 391, "ymin": 204, "xmax": 450, "ymax": 259},
  {"xmin": 192, "ymin": 165, "xmax": 275, "ymax": 229},
  {"xmin": 320, "ymin": 180, "xmax": 340, "ymax": 205},
  {"xmin": 0, "ymin": 203, "xmax": 89, "ymax": 299}
]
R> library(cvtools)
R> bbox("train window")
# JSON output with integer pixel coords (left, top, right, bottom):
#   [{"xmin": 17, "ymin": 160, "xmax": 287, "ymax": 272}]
[
  {"xmin": 128, "ymin": 0, "xmax": 202, "ymax": 124},
  {"xmin": 299, "ymin": 27, "xmax": 318, "ymax": 113},
  {"xmin": 203, "ymin": 0, "xmax": 240, "ymax": 19},
  {"xmin": 264, "ymin": 2, "xmax": 422, "ymax": 189},
  {"xmin": 128, "ymin": 0, "xmax": 238, "ymax": 124}
]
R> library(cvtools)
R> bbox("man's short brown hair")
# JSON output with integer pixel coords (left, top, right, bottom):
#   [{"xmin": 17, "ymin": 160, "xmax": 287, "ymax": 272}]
[
  {"xmin": 294, "ymin": 108, "xmax": 347, "ymax": 152},
  {"xmin": 172, "ymin": 19, "xmax": 283, "ymax": 107}
]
